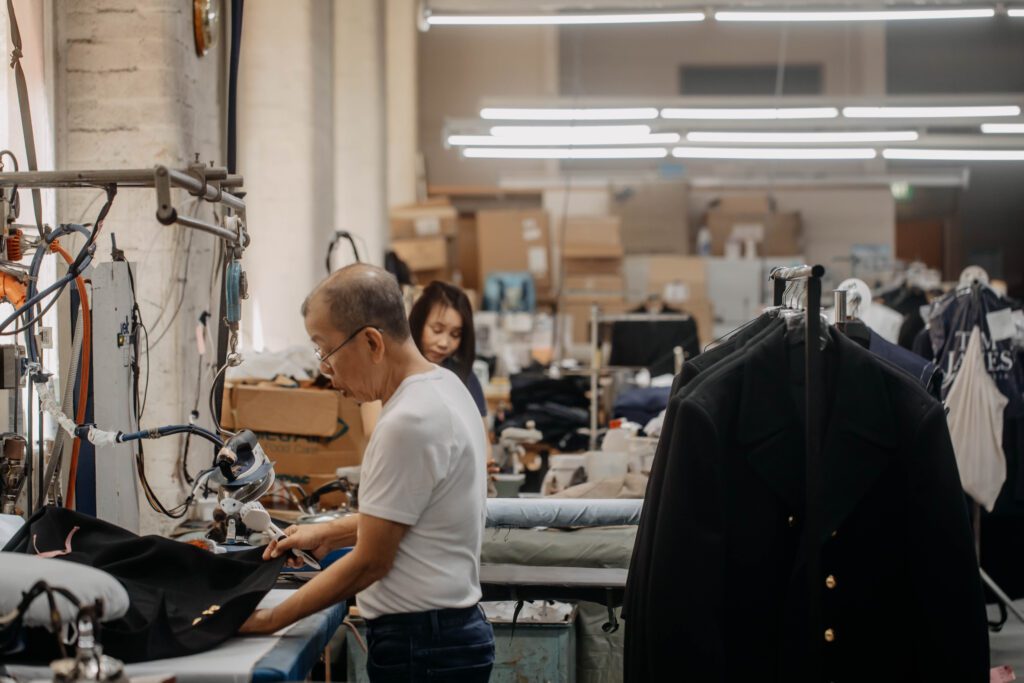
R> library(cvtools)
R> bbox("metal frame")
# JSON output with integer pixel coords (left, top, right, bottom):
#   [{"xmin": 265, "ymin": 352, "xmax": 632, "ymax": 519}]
[
  {"xmin": 771, "ymin": 263, "xmax": 825, "ymax": 681},
  {"xmin": 0, "ymin": 165, "xmax": 248, "ymax": 248}
]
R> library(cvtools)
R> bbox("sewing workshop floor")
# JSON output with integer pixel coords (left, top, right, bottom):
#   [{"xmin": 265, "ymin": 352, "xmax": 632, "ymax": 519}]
[{"xmin": 989, "ymin": 602, "xmax": 1024, "ymax": 673}]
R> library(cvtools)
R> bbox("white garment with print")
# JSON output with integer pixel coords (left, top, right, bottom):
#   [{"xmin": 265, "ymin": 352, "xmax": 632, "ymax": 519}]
[{"xmin": 946, "ymin": 326, "xmax": 1008, "ymax": 512}]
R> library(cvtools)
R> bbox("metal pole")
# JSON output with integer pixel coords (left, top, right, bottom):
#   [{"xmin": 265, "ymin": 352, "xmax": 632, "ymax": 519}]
[
  {"xmin": 804, "ymin": 266, "xmax": 825, "ymax": 681},
  {"xmin": 590, "ymin": 304, "xmax": 599, "ymax": 451},
  {"xmin": 833, "ymin": 289, "xmax": 847, "ymax": 323}
]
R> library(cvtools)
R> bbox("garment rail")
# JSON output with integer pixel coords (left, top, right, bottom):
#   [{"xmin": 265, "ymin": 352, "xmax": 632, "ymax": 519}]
[
  {"xmin": 770, "ymin": 264, "xmax": 826, "ymax": 682},
  {"xmin": 586, "ymin": 306, "xmax": 691, "ymax": 450}
]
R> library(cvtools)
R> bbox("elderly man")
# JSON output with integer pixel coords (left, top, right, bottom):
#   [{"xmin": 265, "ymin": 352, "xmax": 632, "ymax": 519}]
[{"xmin": 240, "ymin": 264, "xmax": 494, "ymax": 681}]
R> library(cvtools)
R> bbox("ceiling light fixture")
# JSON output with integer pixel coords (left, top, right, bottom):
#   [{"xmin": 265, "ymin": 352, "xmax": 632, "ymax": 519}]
[
  {"xmin": 425, "ymin": 11, "xmax": 705, "ymax": 26},
  {"xmin": 672, "ymin": 146, "xmax": 877, "ymax": 160},
  {"xmin": 490, "ymin": 124, "xmax": 651, "ymax": 137},
  {"xmin": 481, "ymin": 107, "xmax": 660, "ymax": 121},
  {"xmin": 686, "ymin": 130, "xmax": 919, "ymax": 143},
  {"xmin": 1007, "ymin": 8, "xmax": 1024, "ymax": 17},
  {"xmin": 844, "ymin": 105, "xmax": 1021, "ymax": 118},
  {"xmin": 662, "ymin": 107, "xmax": 839, "ymax": 120},
  {"xmin": 883, "ymin": 148, "xmax": 1024, "ymax": 161},
  {"xmin": 715, "ymin": 8, "xmax": 995, "ymax": 22},
  {"xmin": 449, "ymin": 133, "xmax": 680, "ymax": 146},
  {"xmin": 462, "ymin": 147, "xmax": 669, "ymax": 159},
  {"xmin": 981, "ymin": 123, "xmax": 1024, "ymax": 134}
]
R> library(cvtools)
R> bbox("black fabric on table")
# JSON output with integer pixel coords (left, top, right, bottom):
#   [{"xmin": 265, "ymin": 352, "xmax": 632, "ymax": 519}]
[{"xmin": 2, "ymin": 506, "xmax": 285, "ymax": 663}]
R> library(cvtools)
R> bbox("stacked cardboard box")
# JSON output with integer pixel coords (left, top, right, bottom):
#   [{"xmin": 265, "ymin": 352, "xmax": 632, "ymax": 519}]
[
  {"xmin": 560, "ymin": 216, "xmax": 628, "ymax": 343},
  {"xmin": 390, "ymin": 200, "xmax": 459, "ymax": 284},
  {"xmin": 623, "ymin": 255, "xmax": 714, "ymax": 347},
  {"xmin": 702, "ymin": 195, "xmax": 802, "ymax": 257},
  {"xmin": 476, "ymin": 209, "xmax": 552, "ymax": 295},
  {"xmin": 221, "ymin": 382, "xmax": 380, "ymax": 505}
]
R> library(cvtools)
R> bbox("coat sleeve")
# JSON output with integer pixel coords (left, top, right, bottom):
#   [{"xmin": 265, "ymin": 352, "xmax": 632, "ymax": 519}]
[
  {"xmin": 634, "ymin": 399, "xmax": 727, "ymax": 682},
  {"xmin": 908, "ymin": 403, "xmax": 990, "ymax": 681}
]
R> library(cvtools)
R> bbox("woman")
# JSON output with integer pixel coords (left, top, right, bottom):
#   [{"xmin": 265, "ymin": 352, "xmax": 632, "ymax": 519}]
[{"xmin": 408, "ymin": 281, "xmax": 487, "ymax": 418}]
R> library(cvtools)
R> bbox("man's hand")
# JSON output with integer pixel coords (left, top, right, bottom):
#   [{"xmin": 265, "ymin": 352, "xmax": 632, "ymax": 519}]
[
  {"xmin": 263, "ymin": 523, "xmax": 333, "ymax": 569},
  {"xmin": 239, "ymin": 608, "xmax": 280, "ymax": 635}
]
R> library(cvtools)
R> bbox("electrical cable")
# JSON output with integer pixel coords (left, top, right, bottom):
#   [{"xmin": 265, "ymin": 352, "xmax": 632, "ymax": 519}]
[
  {"xmin": 50, "ymin": 240, "xmax": 91, "ymax": 508},
  {"xmin": 210, "ymin": 360, "xmax": 236, "ymax": 437}
]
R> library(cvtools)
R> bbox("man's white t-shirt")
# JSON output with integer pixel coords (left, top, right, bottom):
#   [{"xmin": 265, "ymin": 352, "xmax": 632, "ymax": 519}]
[{"xmin": 356, "ymin": 366, "xmax": 488, "ymax": 620}]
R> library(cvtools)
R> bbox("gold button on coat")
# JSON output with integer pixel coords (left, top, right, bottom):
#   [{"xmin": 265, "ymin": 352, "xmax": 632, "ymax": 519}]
[
  {"xmin": 825, "ymin": 575, "xmax": 837, "ymax": 589},
  {"xmin": 787, "ymin": 515, "xmax": 796, "ymax": 527},
  {"xmin": 824, "ymin": 628, "xmax": 835, "ymax": 642}
]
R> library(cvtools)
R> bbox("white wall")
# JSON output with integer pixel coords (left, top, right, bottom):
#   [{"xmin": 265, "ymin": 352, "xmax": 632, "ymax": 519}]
[{"xmin": 55, "ymin": 0, "xmax": 225, "ymax": 534}]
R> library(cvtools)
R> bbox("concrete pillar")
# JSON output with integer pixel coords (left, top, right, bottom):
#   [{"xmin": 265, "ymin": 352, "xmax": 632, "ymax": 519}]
[
  {"xmin": 54, "ymin": 0, "xmax": 224, "ymax": 534},
  {"xmin": 386, "ymin": 0, "xmax": 419, "ymax": 210},
  {"xmin": 333, "ymin": 0, "xmax": 387, "ymax": 267},
  {"xmin": 237, "ymin": 0, "xmax": 333, "ymax": 350}
]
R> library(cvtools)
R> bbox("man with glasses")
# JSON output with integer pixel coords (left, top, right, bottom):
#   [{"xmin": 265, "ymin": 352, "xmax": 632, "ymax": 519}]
[{"xmin": 240, "ymin": 264, "xmax": 495, "ymax": 681}]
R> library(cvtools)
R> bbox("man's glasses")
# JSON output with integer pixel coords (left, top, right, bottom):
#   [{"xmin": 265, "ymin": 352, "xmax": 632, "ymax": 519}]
[{"xmin": 314, "ymin": 325, "xmax": 382, "ymax": 365}]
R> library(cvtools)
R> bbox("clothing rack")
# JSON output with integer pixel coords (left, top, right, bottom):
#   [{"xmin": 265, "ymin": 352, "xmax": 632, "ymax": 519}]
[
  {"xmin": 586, "ymin": 306, "xmax": 691, "ymax": 450},
  {"xmin": 770, "ymin": 264, "xmax": 826, "ymax": 680}
]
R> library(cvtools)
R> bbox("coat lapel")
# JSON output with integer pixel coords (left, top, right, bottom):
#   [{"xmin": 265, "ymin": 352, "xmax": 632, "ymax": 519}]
[{"xmin": 737, "ymin": 325, "xmax": 897, "ymax": 542}]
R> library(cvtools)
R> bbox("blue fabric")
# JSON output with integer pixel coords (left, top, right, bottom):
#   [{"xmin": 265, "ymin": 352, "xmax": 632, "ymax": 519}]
[
  {"xmin": 251, "ymin": 600, "xmax": 346, "ymax": 682},
  {"xmin": 364, "ymin": 605, "xmax": 495, "ymax": 682},
  {"xmin": 482, "ymin": 272, "xmax": 535, "ymax": 313},
  {"xmin": 868, "ymin": 330, "xmax": 939, "ymax": 391},
  {"xmin": 613, "ymin": 386, "xmax": 672, "ymax": 426}
]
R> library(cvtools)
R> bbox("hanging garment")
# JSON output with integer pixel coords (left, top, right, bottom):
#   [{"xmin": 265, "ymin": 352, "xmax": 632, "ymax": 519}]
[
  {"xmin": 868, "ymin": 329, "xmax": 940, "ymax": 397},
  {"xmin": 3, "ymin": 507, "xmax": 286, "ymax": 663},
  {"xmin": 623, "ymin": 313, "xmax": 783, "ymax": 632},
  {"xmin": 947, "ymin": 326, "xmax": 1009, "ymax": 512},
  {"xmin": 624, "ymin": 325, "xmax": 989, "ymax": 683}
]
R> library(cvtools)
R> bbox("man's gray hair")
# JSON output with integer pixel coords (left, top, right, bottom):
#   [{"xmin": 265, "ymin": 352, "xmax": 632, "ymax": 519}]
[{"xmin": 301, "ymin": 264, "xmax": 411, "ymax": 341}]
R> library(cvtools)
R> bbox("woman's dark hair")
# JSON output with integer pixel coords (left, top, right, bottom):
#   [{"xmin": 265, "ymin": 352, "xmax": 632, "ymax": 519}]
[{"xmin": 408, "ymin": 281, "xmax": 476, "ymax": 380}]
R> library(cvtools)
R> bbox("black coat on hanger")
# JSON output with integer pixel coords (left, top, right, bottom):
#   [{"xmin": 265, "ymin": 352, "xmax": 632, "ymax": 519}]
[
  {"xmin": 3, "ymin": 507, "xmax": 286, "ymax": 663},
  {"xmin": 624, "ymin": 325, "xmax": 989, "ymax": 682}
]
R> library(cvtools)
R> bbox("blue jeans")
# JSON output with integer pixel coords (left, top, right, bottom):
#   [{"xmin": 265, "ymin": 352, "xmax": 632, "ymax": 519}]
[{"xmin": 365, "ymin": 604, "xmax": 495, "ymax": 682}]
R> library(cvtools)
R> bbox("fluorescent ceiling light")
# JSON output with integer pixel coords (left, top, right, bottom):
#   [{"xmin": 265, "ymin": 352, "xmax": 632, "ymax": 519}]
[
  {"xmin": 715, "ymin": 8, "xmax": 995, "ymax": 22},
  {"xmin": 1008, "ymin": 8, "xmax": 1024, "ymax": 17},
  {"xmin": 426, "ymin": 11, "xmax": 705, "ymax": 26},
  {"xmin": 449, "ymin": 133, "xmax": 680, "ymax": 146},
  {"xmin": 687, "ymin": 130, "xmax": 918, "ymax": 143},
  {"xmin": 662, "ymin": 107, "xmax": 838, "ymax": 120},
  {"xmin": 481, "ymin": 107, "xmax": 659, "ymax": 121},
  {"xmin": 491, "ymin": 124, "xmax": 651, "ymax": 137},
  {"xmin": 883, "ymin": 148, "xmax": 1024, "ymax": 161},
  {"xmin": 672, "ymin": 146, "xmax": 877, "ymax": 160},
  {"xmin": 462, "ymin": 147, "xmax": 669, "ymax": 159},
  {"xmin": 844, "ymin": 105, "xmax": 1021, "ymax": 118},
  {"xmin": 981, "ymin": 123, "xmax": 1024, "ymax": 134}
]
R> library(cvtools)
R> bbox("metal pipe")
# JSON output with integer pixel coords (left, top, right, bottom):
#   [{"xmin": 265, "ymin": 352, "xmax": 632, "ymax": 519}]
[
  {"xmin": 162, "ymin": 167, "xmax": 246, "ymax": 212},
  {"xmin": 590, "ymin": 304, "xmax": 600, "ymax": 451},
  {"xmin": 834, "ymin": 289, "xmax": 847, "ymax": 322},
  {"xmin": 0, "ymin": 167, "xmax": 244, "ymax": 195},
  {"xmin": 173, "ymin": 213, "xmax": 240, "ymax": 243}
]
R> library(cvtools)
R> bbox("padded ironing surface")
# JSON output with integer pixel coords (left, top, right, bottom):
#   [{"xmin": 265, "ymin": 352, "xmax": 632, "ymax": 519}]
[{"xmin": 0, "ymin": 552, "xmax": 129, "ymax": 628}]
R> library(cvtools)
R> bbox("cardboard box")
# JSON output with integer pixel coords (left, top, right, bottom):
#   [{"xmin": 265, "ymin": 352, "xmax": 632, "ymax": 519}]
[
  {"xmin": 563, "ymin": 274, "xmax": 626, "ymax": 294},
  {"xmin": 679, "ymin": 296, "xmax": 715, "ymax": 348},
  {"xmin": 391, "ymin": 236, "xmax": 448, "ymax": 272},
  {"xmin": 624, "ymin": 255, "xmax": 708, "ymax": 304},
  {"xmin": 711, "ymin": 194, "xmax": 776, "ymax": 214},
  {"xmin": 476, "ymin": 209, "xmax": 551, "ymax": 291},
  {"xmin": 705, "ymin": 211, "xmax": 802, "ymax": 257},
  {"xmin": 223, "ymin": 383, "xmax": 380, "ymax": 485},
  {"xmin": 456, "ymin": 215, "xmax": 480, "ymax": 290},
  {"xmin": 611, "ymin": 181, "xmax": 690, "ymax": 254},
  {"xmin": 390, "ymin": 201, "xmax": 458, "ymax": 239},
  {"xmin": 563, "ymin": 216, "xmax": 624, "ymax": 259},
  {"xmin": 564, "ymin": 257, "xmax": 623, "ymax": 277}
]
